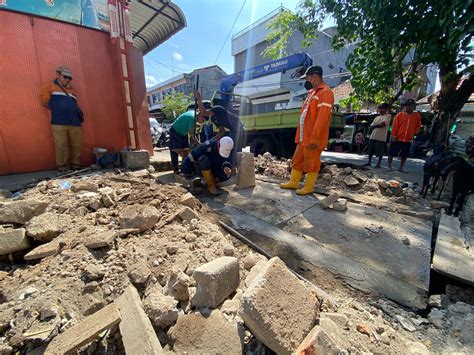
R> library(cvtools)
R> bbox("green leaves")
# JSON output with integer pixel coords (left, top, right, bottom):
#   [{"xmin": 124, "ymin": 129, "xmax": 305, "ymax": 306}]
[
  {"xmin": 265, "ymin": 0, "xmax": 474, "ymax": 112},
  {"xmin": 161, "ymin": 92, "xmax": 191, "ymax": 121}
]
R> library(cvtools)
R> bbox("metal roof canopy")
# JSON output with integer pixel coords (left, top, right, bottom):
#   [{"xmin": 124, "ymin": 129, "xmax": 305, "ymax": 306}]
[{"xmin": 131, "ymin": 0, "xmax": 186, "ymax": 54}]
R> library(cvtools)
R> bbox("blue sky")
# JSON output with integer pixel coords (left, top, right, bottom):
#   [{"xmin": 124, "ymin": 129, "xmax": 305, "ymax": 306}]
[{"xmin": 143, "ymin": 0, "xmax": 303, "ymax": 88}]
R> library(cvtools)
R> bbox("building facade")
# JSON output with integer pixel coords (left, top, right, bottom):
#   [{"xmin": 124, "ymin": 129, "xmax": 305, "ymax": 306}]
[
  {"xmin": 231, "ymin": 6, "xmax": 437, "ymax": 114},
  {"xmin": 147, "ymin": 65, "xmax": 227, "ymax": 113}
]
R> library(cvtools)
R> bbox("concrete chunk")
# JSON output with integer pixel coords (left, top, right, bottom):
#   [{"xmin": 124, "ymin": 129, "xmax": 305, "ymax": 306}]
[
  {"xmin": 120, "ymin": 150, "xmax": 150, "ymax": 169},
  {"xmin": 179, "ymin": 206, "xmax": 199, "ymax": 222},
  {"xmin": 0, "ymin": 200, "xmax": 49, "ymax": 224},
  {"xmin": 319, "ymin": 192, "xmax": 340, "ymax": 209},
  {"xmin": 295, "ymin": 325, "xmax": 344, "ymax": 355},
  {"xmin": 0, "ymin": 228, "xmax": 31, "ymax": 255},
  {"xmin": 179, "ymin": 193, "xmax": 198, "ymax": 209},
  {"xmin": 119, "ymin": 204, "xmax": 161, "ymax": 232},
  {"xmin": 26, "ymin": 212, "xmax": 62, "ymax": 242},
  {"xmin": 239, "ymin": 257, "xmax": 319, "ymax": 354},
  {"xmin": 333, "ymin": 198, "xmax": 348, "ymax": 212},
  {"xmin": 191, "ymin": 256, "xmax": 239, "ymax": 308},
  {"xmin": 169, "ymin": 310, "xmax": 242, "ymax": 354},
  {"xmin": 24, "ymin": 242, "xmax": 59, "ymax": 260},
  {"xmin": 84, "ymin": 230, "xmax": 117, "ymax": 249}
]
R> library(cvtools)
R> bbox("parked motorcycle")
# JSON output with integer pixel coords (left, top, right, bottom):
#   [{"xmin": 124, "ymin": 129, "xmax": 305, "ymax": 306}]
[{"xmin": 156, "ymin": 128, "xmax": 170, "ymax": 148}]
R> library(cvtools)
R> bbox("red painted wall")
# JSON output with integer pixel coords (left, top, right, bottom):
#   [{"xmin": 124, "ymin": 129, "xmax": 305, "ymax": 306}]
[{"xmin": 0, "ymin": 10, "xmax": 152, "ymax": 175}]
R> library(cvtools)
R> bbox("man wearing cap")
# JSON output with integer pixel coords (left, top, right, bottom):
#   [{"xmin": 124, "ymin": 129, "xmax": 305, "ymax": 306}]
[
  {"xmin": 41, "ymin": 66, "xmax": 83, "ymax": 171},
  {"xmin": 169, "ymin": 109, "xmax": 206, "ymax": 173},
  {"xmin": 387, "ymin": 99, "xmax": 421, "ymax": 172},
  {"xmin": 194, "ymin": 91, "xmax": 244, "ymax": 165},
  {"xmin": 280, "ymin": 65, "xmax": 334, "ymax": 195},
  {"xmin": 180, "ymin": 136, "xmax": 234, "ymax": 195}
]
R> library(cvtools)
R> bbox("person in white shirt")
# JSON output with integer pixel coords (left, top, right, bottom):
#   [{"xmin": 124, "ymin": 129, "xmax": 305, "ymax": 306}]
[{"xmin": 366, "ymin": 103, "xmax": 391, "ymax": 168}]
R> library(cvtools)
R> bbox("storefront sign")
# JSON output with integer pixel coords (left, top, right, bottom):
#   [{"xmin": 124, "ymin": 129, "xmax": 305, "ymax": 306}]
[{"xmin": 0, "ymin": 0, "xmax": 111, "ymax": 32}]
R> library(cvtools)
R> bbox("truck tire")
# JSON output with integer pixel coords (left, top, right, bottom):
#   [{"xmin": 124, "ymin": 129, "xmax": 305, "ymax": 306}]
[{"xmin": 249, "ymin": 136, "xmax": 275, "ymax": 156}]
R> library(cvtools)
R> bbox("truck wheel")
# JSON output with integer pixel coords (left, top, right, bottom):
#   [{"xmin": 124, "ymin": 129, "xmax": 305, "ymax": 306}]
[{"xmin": 250, "ymin": 136, "xmax": 274, "ymax": 156}]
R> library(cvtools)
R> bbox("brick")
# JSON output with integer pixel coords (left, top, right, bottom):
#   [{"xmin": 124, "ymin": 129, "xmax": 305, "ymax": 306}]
[
  {"xmin": 239, "ymin": 257, "xmax": 319, "ymax": 354},
  {"xmin": 319, "ymin": 192, "xmax": 340, "ymax": 209},
  {"xmin": 0, "ymin": 228, "xmax": 31, "ymax": 255},
  {"xmin": 84, "ymin": 230, "xmax": 117, "ymax": 249},
  {"xmin": 24, "ymin": 242, "xmax": 59, "ymax": 260},
  {"xmin": 191, "ymin": 256, "xmax": 239, "ymax": 308},
  {"xmin": 179, "ymin": 206, "xmax": 199, "ymax": 222}
]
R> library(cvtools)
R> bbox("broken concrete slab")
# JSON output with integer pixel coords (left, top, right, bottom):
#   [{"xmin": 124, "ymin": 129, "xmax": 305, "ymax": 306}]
[
  {"xmin": 191, "ymin": 256, "xmax": 239, "ymax": 309},
  {"xmin": 433, "ymin": 212, "xmax": 474, "ymax": 285},
  {"xmin": 84, "ymin": 230, "xmax": 117, "ymax": 249},
  {"xmin": 143, "ymin": 286, "xmax": 179, "ymax": 329},
  {"xmin": 0, "ymin": 228, "xmax": 31, "ymax": 255},
  {"xmin": 239, "ymin": 257, "xmax": 319, "ymax": 354},
  {"xmin": 319, "ymin": 192, "xmax": 340, "ymax": 209},
  {"xmin": 169, "ymin": 310, "xmax": 242, "ymax": 354},
  {"xmin": 179, "ymin": 193, "xmax": 198, "ymax": 209},
  {"xmin": 164, "ymin": 270, "xmax": 190, "ymax": 301},
  {"xmin": 115, "ymin": 285, "xmax": 163, "ymax": 355},
  {"xmin": 44, "ymin": 303, "xmax": 121, "ymax": 355},
  {"xmin": 24, "ymin": 242, "xmax": 59, "ymax": 261},
  {"xmin": 119, "ymin": 205, "xmax": 161, "ymax": 232},
  {"xmin": 99, "ymin": 187, "xmax": 117, "ymax": 208},
  {"xmin": 179, "ymin": 206, "xmax": 199, "ymax": 222},
  {"xmin": 333, "ymin": 198, "xmax": 348, "ymax": 212},
  {"xmin": 0, "ymin": 200, "xmax": 49, "ymax": 224},
  {"xmin": 352, "ymin": 170, "xmax": 368, "ymax": 182},
  {"xmin": 128, "ymin": 260, "xmax": 151, "ymax": 285},
  {"xmin": 295, "ymin": 325, "xmax": 344, "ymax": 355},
  {"xmin": 26, "ymin": 212, "xmax": 62, "ymax": 242},
  {"xmin": 344, "ymin": 175, "xmax": 360, "ymax": 187}
]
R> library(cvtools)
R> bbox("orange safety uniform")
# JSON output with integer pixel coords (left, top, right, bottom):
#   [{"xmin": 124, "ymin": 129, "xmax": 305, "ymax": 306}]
[
  {"xmin": 292, "ymin": 82, "xmax": 334, "ymax": 173},
  {"xmin": 390, "ymin": 111, "xmax": 421, "ymax": 142}
]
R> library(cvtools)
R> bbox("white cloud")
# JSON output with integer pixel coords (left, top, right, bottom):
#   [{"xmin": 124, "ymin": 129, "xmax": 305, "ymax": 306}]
[
  {"xmin": 168, "ymin": 43, "xmax": 180, "ymax": 49},
  {"xmin": 172, "ymin": 52, "xmax": 183, "ymax": 62},
  {"xmin": 145, "ymin": 75, "xmax": 160, "ymax": 88}
]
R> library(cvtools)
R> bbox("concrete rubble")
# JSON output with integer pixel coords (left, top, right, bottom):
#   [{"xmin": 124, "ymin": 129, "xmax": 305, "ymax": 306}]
[{"xmin": 0, "ymin": 168, "xmax": 472, "ymax": 354}]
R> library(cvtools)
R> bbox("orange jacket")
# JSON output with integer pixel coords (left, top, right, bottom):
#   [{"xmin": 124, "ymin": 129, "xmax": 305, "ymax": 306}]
[
  {"xmin": 295, "ymin": 82, "xmax": 334, "ymax": 148},
  {"xmin": 391, "ymin": 111, "xmax": 421, "ymax": 142}
]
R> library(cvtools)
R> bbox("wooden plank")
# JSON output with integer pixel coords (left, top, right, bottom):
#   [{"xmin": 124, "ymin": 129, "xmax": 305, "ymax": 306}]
[
  {"xmin": 115, "ymin": 285, "xmax": 163, "ymax": 355},
  {"xmin": 45, "ymin": 303, "xmax": 121, "ymax": 355},
  {"xmin": 432, "ymin": 212, "xmax": 474, "ymax": 285}
]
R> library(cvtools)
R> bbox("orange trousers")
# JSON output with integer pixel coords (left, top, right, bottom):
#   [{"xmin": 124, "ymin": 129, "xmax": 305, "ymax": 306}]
[{"xmin": 291, "ymin": 143, "xmax": 322, "ymax": 173}]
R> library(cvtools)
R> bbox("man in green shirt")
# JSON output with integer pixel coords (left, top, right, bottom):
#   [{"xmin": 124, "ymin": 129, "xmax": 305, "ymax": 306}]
[{"xmin": 169, "ymin": 110, "xmax": 206, "ymax": 173}]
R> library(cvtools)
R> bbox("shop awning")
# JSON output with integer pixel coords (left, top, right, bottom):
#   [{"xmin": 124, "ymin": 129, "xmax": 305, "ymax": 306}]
[{"xmin": 131, "ymin": 0, "xmax": 186, "ymax": 54}]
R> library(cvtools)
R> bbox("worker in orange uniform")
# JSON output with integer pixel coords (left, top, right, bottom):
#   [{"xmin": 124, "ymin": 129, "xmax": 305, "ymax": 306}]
[
  {"xmin": 387, "ymin": 99, "xmax": 421, "ymax": 172},
  {"xmin": 280, "ymin": 65, "xmax": 334, "ymax": 195}
]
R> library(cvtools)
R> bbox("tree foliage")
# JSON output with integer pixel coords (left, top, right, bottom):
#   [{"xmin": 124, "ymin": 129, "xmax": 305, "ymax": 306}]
[
  {"xmin": 161, "ymin": 92, "xmax": 191, "ymax": 121},
  {"xmin": 264, "ymin": 0, "xmax": 474, "ymax": 116}
]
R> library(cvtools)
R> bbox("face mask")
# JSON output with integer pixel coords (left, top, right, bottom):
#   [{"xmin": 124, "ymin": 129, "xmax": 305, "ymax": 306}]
[{"xmin": 304, "ymin": 80, "xmax": 313, "ymax": 90}]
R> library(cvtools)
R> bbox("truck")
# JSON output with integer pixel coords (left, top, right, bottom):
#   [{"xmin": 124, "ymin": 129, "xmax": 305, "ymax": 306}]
[{"xmin": 211, "ymin": 53, "xmax": 345, "ymax": 157}]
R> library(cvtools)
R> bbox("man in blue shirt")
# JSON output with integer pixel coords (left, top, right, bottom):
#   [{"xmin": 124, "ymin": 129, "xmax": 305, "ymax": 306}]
[{"xmin": 181, "ymin": 136, "xmax": 234, "ymax": 194}]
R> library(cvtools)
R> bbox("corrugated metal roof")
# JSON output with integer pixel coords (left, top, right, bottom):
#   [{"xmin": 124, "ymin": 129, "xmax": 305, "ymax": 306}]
[{"xmin": 131, "ymin": 0, "xmax": 186, "ymax": 54}]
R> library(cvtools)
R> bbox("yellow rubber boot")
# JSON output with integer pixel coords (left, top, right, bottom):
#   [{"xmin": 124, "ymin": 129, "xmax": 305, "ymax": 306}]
[
  {"xmin": 296, "ymin": 172, "xmax": 318, "ymax": 195},
  {"xmin": 202, "ymin": 170, "xmax": 218, "ymax": 195},
  {"xmin": 280, "ymin": 169, "xmax": 303, "ymax": 190}
]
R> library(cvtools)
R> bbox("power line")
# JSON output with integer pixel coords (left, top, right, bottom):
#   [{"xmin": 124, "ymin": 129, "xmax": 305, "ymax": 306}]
[{"xmin": 214, "ymin": 0, "xmax": 247, "ymax": 64}]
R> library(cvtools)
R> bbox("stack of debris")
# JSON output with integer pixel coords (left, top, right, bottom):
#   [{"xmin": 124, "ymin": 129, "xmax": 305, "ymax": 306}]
[
  {"xmin": 0, "ymin": 170, "xmax": 341, "ymax": 354},
  {"xmin": 254, "ymin": 152, "xmax": 291, "ymax": 181}
]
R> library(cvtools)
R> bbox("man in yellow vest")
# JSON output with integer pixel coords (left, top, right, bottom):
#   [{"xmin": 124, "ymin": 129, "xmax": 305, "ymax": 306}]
[{"xmin": 280, "ymin": 65, "xmax": 334, "ymax": 195}]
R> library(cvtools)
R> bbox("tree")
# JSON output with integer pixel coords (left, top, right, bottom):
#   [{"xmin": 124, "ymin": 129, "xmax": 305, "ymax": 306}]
[
  {"xmin": 264, "ymin": 0, "xmax": 474, "ymax": 141},
  {"xmin": 161, "ymin": 92, "xmax": 191, "ymax": 122}
]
